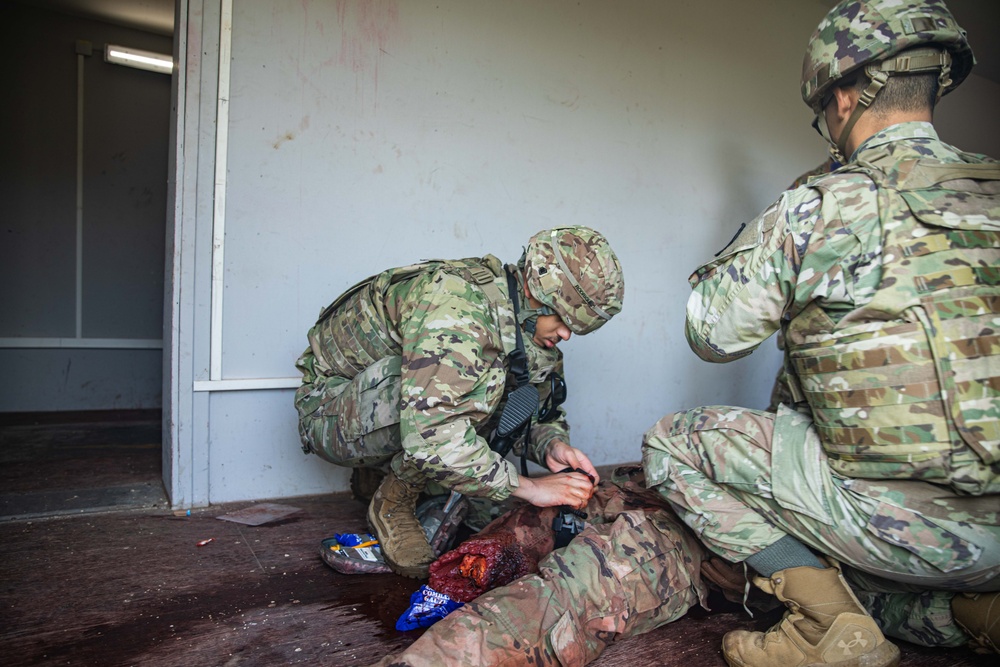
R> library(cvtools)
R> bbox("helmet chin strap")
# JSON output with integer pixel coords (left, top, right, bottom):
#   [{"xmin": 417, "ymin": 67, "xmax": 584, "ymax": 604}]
[
  {"xmin": 813, "ymin": 110, "xmax": 847, "ymax": 164},
  {"xmin": 513, "ymin": 269, "xmax": 553, "ymax": 336},
  {"xmin": 833, "ymin": 63, "xmax": 889, "ymax": 160},
  {"xmin": 815, "ymin": 48, "xmax": 953, "ymax": 164}
]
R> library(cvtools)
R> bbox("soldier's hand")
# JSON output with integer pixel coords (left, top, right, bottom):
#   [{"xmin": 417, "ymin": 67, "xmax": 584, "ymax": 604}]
[
  {"xmin": 544, "ymin": 440, "xmax": 601, "ymax": 486},
  {"xmin": 511, "ymin": 471, "xmax": 595, "ymax": 510}
]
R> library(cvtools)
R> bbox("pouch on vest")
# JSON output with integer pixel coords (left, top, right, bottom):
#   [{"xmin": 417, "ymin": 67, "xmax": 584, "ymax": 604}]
[
  {"xmin": 338, "ymin": 355, "xmax": 403, "ymax": 443},
  {"xmin": 899, "ymin": 169, "xmax": 1000, "ymax": 469}
]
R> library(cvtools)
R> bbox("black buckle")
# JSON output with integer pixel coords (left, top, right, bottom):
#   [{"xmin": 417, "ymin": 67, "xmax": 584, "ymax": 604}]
[
  {"xmin": 538, "ymin": 372, "xmax": 567, "ymax": 423},
  {"xmin": 552, "ymin": 507, "xmax": 587, "ymax": 549}
]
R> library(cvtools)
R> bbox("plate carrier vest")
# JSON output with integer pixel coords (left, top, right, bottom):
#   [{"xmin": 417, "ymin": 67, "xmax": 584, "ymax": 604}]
[
  {"xmin": 785, "ymin": 157, "xmax": 1000, "ymax": 495},
  {"xmin": 307, "ymin": 256, "xmax": 508, "ymax": 380}
]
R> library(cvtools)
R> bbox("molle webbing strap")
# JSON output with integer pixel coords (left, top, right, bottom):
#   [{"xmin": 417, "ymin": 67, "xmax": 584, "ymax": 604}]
[
  {"xmin": 901, "ymin": 230, "xmax": 1000, "ymax": 257},
  {"xmin": 549, "ymin": 229, "xmax": 611, "ymax": 323},
  {"xmin": 915, "ymin": 266, "xmax": 1000, "ymax": 293},
  {"xmin": 792, "ymin": 341, "xmax": 934, "ymax": 374},
  {"xmin": 817, "ymin": 422, "xmax": 952, "ymax": 450},
  {"xmin": 460, "ymin": 264, "xmax": 505, "ymax": 306},
  {"xmin": 813, "ymin": 379, "xmax": 941, "ymax": 409},
  {"xmin": 316, "ymin": 274, "xmax": 377, "ymax": 324},
  {"xmin": 789, "ymin": 159, "xmax": 1000, "ymax": 490}
]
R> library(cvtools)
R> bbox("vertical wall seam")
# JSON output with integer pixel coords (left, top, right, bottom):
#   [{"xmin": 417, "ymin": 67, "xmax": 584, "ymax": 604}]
[
  {"xmin": 76, "ymin": 53, "xmax": 85, "ymax": 339},
  {"xmin": 209, "ymin": 0, "xmax": 233, "ymax": 381}
]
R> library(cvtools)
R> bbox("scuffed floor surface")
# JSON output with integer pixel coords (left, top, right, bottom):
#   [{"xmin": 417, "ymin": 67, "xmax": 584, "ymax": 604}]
[
  {"xmin": 0, "ymin": 493, "xmax": 994, "ymax": 667},
  {"xmin": 0, "ymin": 414, "xmax": 993, "ymax": 666}
]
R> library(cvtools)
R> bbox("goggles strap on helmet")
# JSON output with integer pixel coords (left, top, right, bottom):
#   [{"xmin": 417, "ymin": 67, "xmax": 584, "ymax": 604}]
[{"xmin": 549, "ymin": 229, "xmax": 611, "ymax": 323}]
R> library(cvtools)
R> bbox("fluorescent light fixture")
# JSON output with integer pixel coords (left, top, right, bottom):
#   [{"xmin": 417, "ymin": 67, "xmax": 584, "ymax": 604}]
[{"xmin": 104, "ymin": 44, "xmax": 173, "ymax": 75}]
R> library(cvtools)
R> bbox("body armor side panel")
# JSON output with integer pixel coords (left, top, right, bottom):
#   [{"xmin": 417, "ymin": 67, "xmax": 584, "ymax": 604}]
[{"xmin": 786, "ymin": 158, "xmax": 1000, "ymax": 495}]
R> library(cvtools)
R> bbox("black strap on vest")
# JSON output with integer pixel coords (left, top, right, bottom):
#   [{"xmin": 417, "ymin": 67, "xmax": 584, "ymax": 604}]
[{"xmin": 490, "ymin": 269, "xmax": 539, "ymax": 476}]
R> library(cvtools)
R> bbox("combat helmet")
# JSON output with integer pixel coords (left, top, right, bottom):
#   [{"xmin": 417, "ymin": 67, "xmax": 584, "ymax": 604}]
[
  {"xmin": 521, "ymin": 226, "xmax": 624, "ymax": 335},
  {"xmin": 801, "ymin": 0, "xmax": 975, "ymax": 160}
]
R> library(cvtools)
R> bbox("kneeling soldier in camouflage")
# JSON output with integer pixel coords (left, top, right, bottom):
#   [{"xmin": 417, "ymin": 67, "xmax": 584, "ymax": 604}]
[
  {"xmin": 644, "ymin": 1, "xmax": 1000, "ymax": 664},
  {"xmin": 295, "ymin": 226, "xmax": 624, "ymax": 578}
]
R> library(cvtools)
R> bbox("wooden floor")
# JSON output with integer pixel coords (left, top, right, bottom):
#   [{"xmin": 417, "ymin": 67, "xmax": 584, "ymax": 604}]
[{"xmin": 0, "ymin": 414, "xmax": 993, "ymax": 667}]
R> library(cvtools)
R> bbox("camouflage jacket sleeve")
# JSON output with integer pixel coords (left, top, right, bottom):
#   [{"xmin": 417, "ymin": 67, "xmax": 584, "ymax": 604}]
[
  {"xmin": 396, "ymin": 270, "xmax": 521, "ymax": 501},
  {"xmin": 685, "ymin": 184, "xmax": 879, "ymax": 361}
]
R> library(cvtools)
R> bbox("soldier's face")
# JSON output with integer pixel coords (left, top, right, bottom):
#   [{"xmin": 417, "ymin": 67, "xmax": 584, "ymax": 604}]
[
  {"xmin": 531, "ymin": 313, "xmax": 572, "ymax": 349},
  {"xmin": 524, "ymin": 291, "xmax": 572, "ymax": 348}
]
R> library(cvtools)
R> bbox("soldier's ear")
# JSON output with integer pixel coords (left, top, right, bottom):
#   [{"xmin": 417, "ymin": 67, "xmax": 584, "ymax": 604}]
[{"xmin": 831, "ymin": 85, "xmax": 858, "ymax": 123}]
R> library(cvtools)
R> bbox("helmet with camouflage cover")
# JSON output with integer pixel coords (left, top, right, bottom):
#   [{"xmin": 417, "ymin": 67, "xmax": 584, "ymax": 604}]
[
  {"xmin": 522, "ymin": 226, "xmax": 624, "ymax": 335},
  {"xmin": 801, "ymin": 0, "xmax": 975, "ymax": 159}
]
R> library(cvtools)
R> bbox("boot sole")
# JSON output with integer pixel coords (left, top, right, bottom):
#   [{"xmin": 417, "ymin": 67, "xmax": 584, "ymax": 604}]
[
  {"xmin": 724, "ymin": 634, "xmax": 900, "ymax": 667},
  {"xmin": 381, "ymin": 556, "xmax": 430, "ymax": 579}
]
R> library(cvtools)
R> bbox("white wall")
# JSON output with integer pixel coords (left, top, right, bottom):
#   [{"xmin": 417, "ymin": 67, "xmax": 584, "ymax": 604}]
[{"xmin": 169, "ymin": 0, "xmax": 1000, "ymax": 506}]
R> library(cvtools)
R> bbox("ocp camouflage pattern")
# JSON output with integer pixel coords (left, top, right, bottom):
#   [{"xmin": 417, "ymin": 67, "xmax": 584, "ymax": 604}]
[
  {"xmin": 787, "ymin": 135, "xmax": 1000, "ymax": 494},
  {"xmin": 801, "ymin": 0, "xmax": 974, "ymax": 110},
  {"xmin": 645, "ymin": 121, "xmax": 1000, "ymax": 646},
  {"xmin": 371, "ymin": 479, "xmax": 708, "ymax": 667},
  {"xmin": 642, "ymin": 404, "xmax": 1000, "ymax": 645},
  {"xmin": 685, "ymin": 122, "xmax": 1000, "ymax": 494},
  {"xmin": 295, "ymin": 255, "xmax": 568, "ymax": 501},
  {"xmin": 523, "ymin": 226, "xmax": 625, "ymax": 335}
]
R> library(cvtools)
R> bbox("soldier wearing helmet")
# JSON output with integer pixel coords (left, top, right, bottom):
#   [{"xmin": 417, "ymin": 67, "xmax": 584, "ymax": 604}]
[
  {"xmin": 294, "ymin": 225, "xmax": 624, "ymax": 578},
  {"xmin": 643, "ymin": 0, "xmax": 1000, "ymax": 664}
]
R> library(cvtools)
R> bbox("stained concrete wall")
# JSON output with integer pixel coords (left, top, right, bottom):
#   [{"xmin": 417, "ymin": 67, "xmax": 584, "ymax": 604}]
[{"xmin": 164, "ymin": 0, "xmax": 999, "ymax": 505}]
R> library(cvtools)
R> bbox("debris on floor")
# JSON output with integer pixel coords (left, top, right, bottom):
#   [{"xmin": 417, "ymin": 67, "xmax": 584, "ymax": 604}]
[{"xmin": 216, "ymin": 502, "xmax": 301, "ymax": 526}]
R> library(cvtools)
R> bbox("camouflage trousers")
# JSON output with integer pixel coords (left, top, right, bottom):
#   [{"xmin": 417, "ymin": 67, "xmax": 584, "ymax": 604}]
[
  {"xmin": 373, "ymin": 481, "xmax": 709, "ymax": 666},
  {"xmin": 295, "ymin": 355, "xmax": 425, "ymax": 483},
  {"xmin": 641, "ymin": 404, "xmax": 1000, "ymax": 647}
]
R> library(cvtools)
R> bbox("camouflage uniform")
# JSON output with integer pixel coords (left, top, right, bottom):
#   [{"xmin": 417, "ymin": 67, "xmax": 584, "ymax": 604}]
[
  {"xmin": 372, "ymin": 477, "xmax": 709, "ymax": 667},
  {"xmin": 643, "ymin": 122, "xmax": 1000, "ymax": 646},
  {"xmin": 766, "ymin": 157, "xmax": 842, "ymax": 412},
  {"xmin": 295, "ymin": 255, "xmax": 568, "ymax": 500}
]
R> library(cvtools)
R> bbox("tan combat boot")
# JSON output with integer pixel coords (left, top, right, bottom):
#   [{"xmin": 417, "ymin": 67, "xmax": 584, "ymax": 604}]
[
  {"xmin": 723, "ymin": 564, "xmax": 900, "ymax": 667},
  {"xmin": 953, "ymin": 591, "xmax": 1000, "ymax": 654},
  {"xmin": 367, "ymin": 471, "xmax": 435, "ymax": 578},
  {"xmin": 350, "ymin": 467, "xmax": 385, "ymax": 503}
]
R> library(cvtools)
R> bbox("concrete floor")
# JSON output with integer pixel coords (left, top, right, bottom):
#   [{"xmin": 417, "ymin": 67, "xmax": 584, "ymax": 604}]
[{"xmin": 0, "ymin": 414, "xmax": 993, "ymax": 666}]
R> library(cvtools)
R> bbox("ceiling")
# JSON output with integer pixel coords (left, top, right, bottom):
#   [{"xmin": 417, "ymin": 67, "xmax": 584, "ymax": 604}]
[
  {"xmin": 25, "ymin": 0, "xmax": 999, "ymax": 83},
  {"xmin": 27, "ymin": 0, "xmax": 175, "ymax": 36}
]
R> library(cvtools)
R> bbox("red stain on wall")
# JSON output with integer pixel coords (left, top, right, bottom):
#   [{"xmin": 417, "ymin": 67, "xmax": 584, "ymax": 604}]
[{"xmin": 334, "ymin": 0, "xmax": 401, "ymax": 111}]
